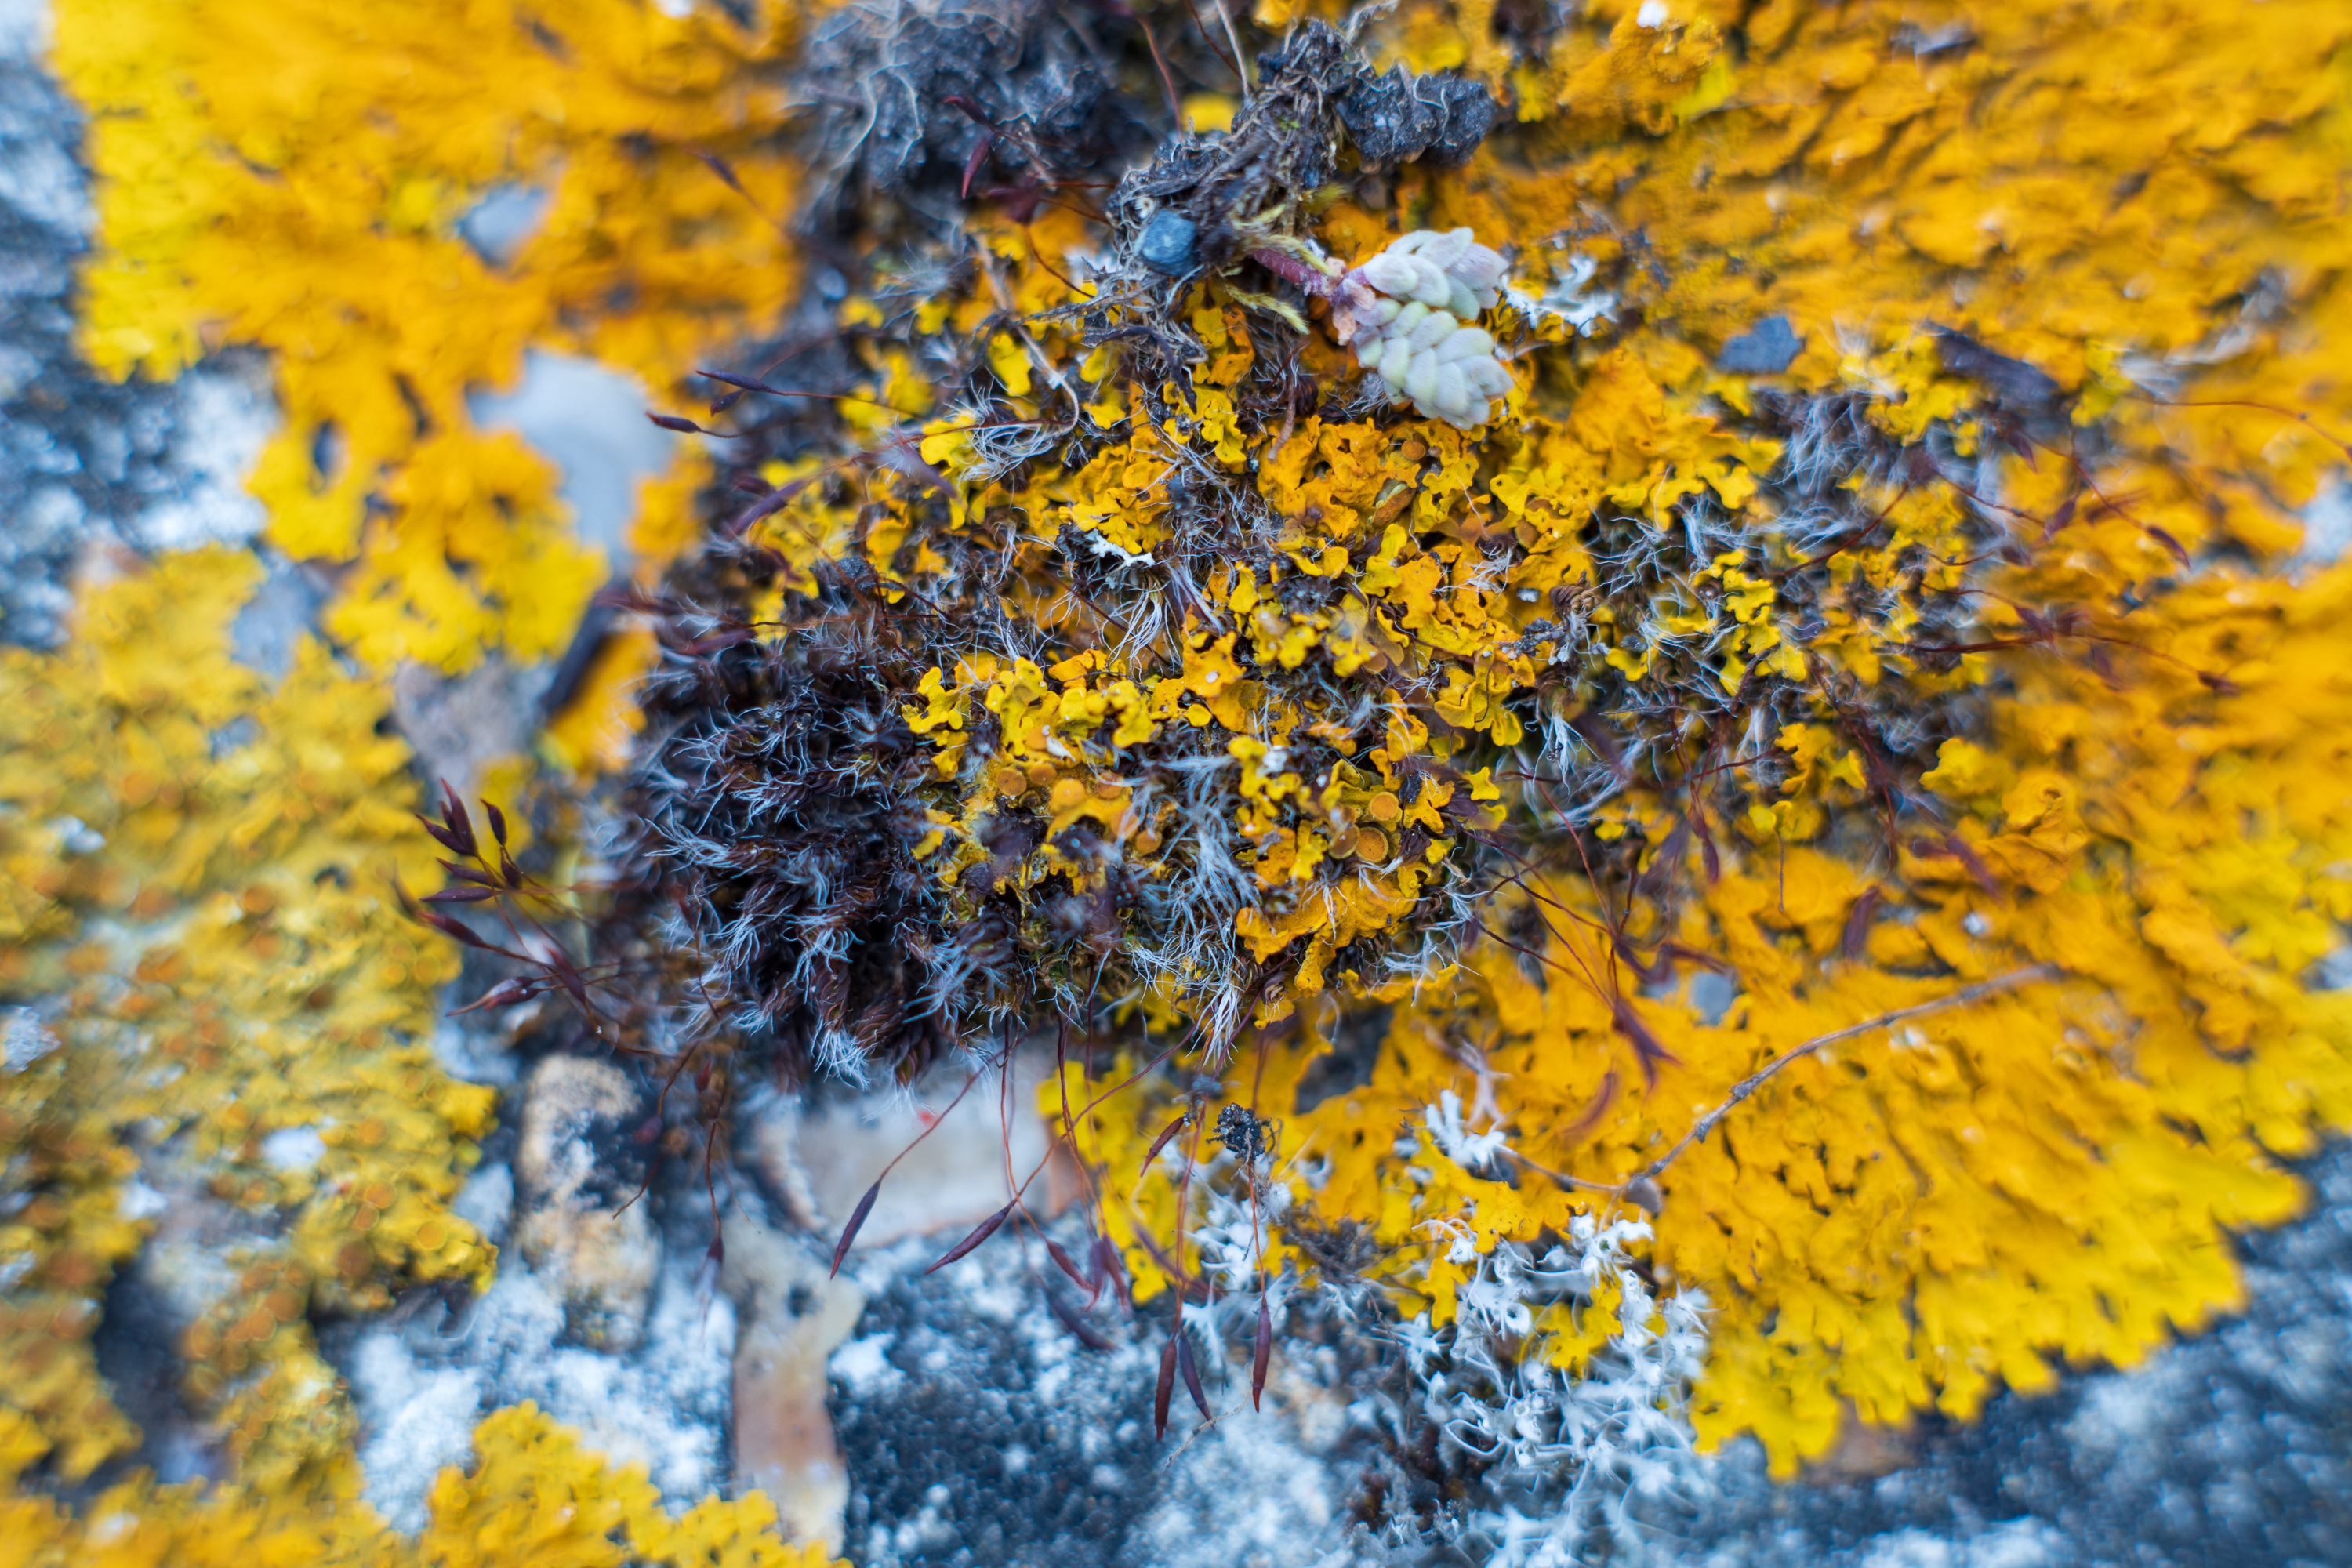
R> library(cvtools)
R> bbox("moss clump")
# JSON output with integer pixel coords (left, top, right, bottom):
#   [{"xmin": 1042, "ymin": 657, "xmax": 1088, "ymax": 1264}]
[{"xmin": 601, "ymin": 0, "xmax": 2352, "ymax": 1486}]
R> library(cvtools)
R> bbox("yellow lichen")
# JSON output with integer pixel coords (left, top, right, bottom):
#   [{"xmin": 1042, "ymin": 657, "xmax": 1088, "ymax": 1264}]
[
  {"xmin": 1346, "ymin": 0, "xmax": 2352, "ymax": 1468},
  {"xmin": 20, "ymin": 0, "xmax": 2352, "ymax": 1538},
  {"xmin": 0, "ymin": 1403, "xmax": 841, "ymax": 1566},
  {"xmin": 804, "ymin": 0, "xmax": 2352, "ymax": 1479},
  {"xmin": 51, "ymin": 0, "xmax": 803, "ymax": 675},
  {"xmin": 1, "ymin": 549, "xmax": 492, "ymax": 1488}
]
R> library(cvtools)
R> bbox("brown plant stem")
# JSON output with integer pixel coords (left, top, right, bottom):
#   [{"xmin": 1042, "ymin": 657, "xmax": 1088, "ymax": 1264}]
[
  {"xmin": 1625, "ymin": 963, "xmax": 2063, "ymax": 1193},
  {"xmin": 1247, "ymin": 247, "xmax": 1341, "ymax": 297},
  {"xmin": 1501, "ymin": 964, "xmax": 2064, "ymax": 1208}
]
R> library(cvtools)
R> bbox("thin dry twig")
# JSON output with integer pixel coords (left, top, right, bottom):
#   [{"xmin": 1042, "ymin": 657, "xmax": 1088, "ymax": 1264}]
[
  {"xmin": 1499, "ymin": 1144, "xmax": 1623, "ymax": 1197},
  {"xmin": 1622, "ymin": 963, "xmax": 2062, "ymax": 1193}
]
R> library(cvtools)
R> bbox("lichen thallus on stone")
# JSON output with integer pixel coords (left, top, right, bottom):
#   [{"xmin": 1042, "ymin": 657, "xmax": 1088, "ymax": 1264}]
[
  {"xmin": 401, "ymin": 9, "xmax": 2341, "ymax": 1526},
  {"xmin": 9, "ymin": 0, "xmax": 2350, "ymax": 1555}
]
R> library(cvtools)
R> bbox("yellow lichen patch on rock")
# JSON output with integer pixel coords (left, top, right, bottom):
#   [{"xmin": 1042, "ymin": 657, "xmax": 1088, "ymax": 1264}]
[
  {"xmin": 0, "ymin": 1403, "xmax": 842, "ymax": 1566},
  {"xmin": 1304, "ymin": 0, "xmax": 2352, "ymax": 1468},
  {"xmin": 0, "ymin": 548, "xmax": 492, "ymax": 1489},
  {"xmin": 872, "ymin": 0, "xmax": 2352, "ymax": 1479},
  {"xmin": 51, "ymin": 0, "xmax": 802, "ymax": 672},
  {"xmin": 1286, "ymin": 556, "xmax": 2352, "ymax": 1465},
  {"xmin": 1426, "ymin": 0, "xmax": 2352, "ymax": 524},
  {"xmin": 27, "ymin": 0, "xmax": 2352, "ymax": 1537}
]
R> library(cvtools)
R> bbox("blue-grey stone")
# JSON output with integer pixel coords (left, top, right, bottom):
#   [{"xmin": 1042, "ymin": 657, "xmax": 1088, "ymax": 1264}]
[
  {"xmin": 1137, "ymin": 209, "xmax": 1197, "ymax": 276},
  {"xmin": 1718, "ymin": 314, "xmax": 1803, "ymax": 375}
]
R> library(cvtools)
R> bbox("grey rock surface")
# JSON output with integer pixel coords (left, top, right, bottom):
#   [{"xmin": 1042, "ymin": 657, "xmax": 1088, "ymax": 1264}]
[
  {"xmin": 327, "ymin": 1036, "xmax": 739, "ymax": 1533},
  {"xmin": 806, "ymin": 1137, "xmax": 2352, "ymax": 1568},
  {"xmin": 0, "ymin": 1, "xmax": 278, "ymax": 652},
  {"xmin": 829, "ymin": 1228, "xmax": 1353, "ymax": 1568},
  {"xmin": 512, "ymin": 1055, "xmax": 662, "ymax": 1352},
  {"xmin": 468, "ymin": 348, "xmax": 673, "ymax": 560},
  {"xmin": 722, "ymin": 1214, "xmax": 866, "ymax": 1549},
  {"xmin": 1633, "ymin": 1138, "xmax": 2352, "ymax": 1568},
  {"xmin": 341, "ymin": 1237, "xmax": 738, "ymax": 1534}
]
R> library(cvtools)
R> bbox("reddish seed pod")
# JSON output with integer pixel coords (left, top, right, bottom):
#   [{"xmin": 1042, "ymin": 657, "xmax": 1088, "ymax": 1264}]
[
  {"xmin": 1177, "ymin": 1330, "xmax": 1211, "ymax": 1423},
  {"xmin": 831, "ymin": 1179, "xmax": 882, "ymax": 1277},
  {"xmin": 499, "ymin": 849, "xmax": 524, "ymax": 889},
  {"xmin": 1842, "ymin": 886, "xmax": 1885, "ymax": 961},
  {"xmin": 1610, "ymin": 994, "xmax": 1676, "ymax": 1089},
  {"xmin": 1045, "ymin": 1287, "xmax": 1112, "ymax": 1352},
  {"xmin": 648, "ymin": 412, "xmax": 741, "ymax": 438},
  {"xmin": 960, "ymin": 130, "xmax": 996, "ymax": 201},
  {"xmin": 544, "ymin": 946, "xmax": 589, "ymax": 1006},
  {"xmin": 445, "ymin": 976, "xmax": 531, "ymax": 1016},
  {"xmin": 418, "ymin": 909, "xmax": 492, "ymax": 949},
  {"xmin": 690, "ymin": 147, "xmax": 748, "ymax": 198},
  {"xmin": 438, "ymin": 781, "xmax": 476, "ymax": 856},
  {"xmin": 1092, "ymin": 1235, "xmax": 1131, "ymax": 1311},
  {"xmin": 1142, "ymin": 1111, "xmax": 1191, "ymax": 1171},
  {"xmin": 925, "ymin": 1197, "xmax": 1016, "ymax": 1275},
  {"xmin": 699, "ymin": 368, "xmax": 788, "ymax": 398},
  {"xmin": 1044, "ymin": 1236, "xmax": 1093, "ymax": 1298},
  {"xmin": 1251, "ymin": 1298, "xmax": 1272, "ymax": 1411},
  {"xmin": 482, "ymin": 799, "xmax": 508, "ymax": 847},
  {"xmin": 417, "ymin": 815, "xmax": 469, "ymax": 857},
  {"xmin": 940, "ymin": 93, "xmax": 995, "ymax": 127},
  {"xmin": 422, "ymin": 886, "xmax": 497, "ymax": 904},
  {"xmin": 1153, "ymin": 1333, "xmax": 1178, "ymax": 1439}
]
